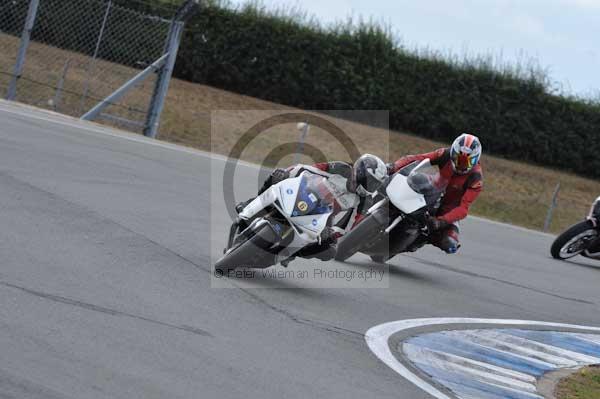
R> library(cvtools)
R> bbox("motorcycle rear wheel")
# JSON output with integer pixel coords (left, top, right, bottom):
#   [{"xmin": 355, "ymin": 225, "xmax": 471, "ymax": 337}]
[{"xmin": 550, "ymin": 220, "xmax": 597, "ymax": 260}]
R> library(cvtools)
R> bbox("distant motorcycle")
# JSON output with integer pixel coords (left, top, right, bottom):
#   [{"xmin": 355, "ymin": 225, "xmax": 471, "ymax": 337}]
[
  {"xmin": 335, "ymin": 159, "xmax": 447, "ymax": 263},
  {"xmin": 551, "ymin": 196, "xmax": 600, "ymax": 260}
]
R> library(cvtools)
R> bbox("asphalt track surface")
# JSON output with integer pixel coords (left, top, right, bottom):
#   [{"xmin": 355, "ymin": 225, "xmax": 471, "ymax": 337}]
[{"xmin": 0, "ymin": 100, "xmax": 599, "ymax": 399}]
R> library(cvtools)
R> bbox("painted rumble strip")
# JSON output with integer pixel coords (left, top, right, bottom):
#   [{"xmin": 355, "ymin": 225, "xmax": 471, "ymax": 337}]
[{"xmin": 365, "ymin": 318, "xmax": 600, "ymax": 399}]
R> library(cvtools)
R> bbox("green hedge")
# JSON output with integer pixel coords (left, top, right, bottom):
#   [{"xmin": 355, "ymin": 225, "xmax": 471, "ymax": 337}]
[{"xmin": 174, "ymin": 3, "xmax": 600, "ymax": 178}]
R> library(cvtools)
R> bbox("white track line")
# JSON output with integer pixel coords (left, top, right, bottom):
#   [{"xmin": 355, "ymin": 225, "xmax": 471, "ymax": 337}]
[
  {"xmin": 476, "ymin": 330, "xmax": 600, "ymax": 364},
  {"xmin": 403, "ymin": 343, "xmax": 538, "ymax": 392},
  {"xmin": 403, "ymin": 343, "xmax": 536, "ymax": 383},
  {"xmin": 365, "ymin": 318, "xmax": 600, "ymax": 399},
  {"xmin": 447, "ymin": 331, "xmax": 577, "ymax": 367},
  {"xmin": 574, "ymin": 333, "xmax": 600, "ymax": 345}
]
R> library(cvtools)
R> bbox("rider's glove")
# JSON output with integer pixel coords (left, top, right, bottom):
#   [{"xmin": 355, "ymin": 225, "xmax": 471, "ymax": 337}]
[
  {"xmin": 320, "ymin": 227, "xmax": 339, "ymax": 245},
  {"xmin": 427, "ymin": 216, "xmax": 448, "ymax": 232},
  {"xmin": 385, "ymin": 163, "xmax": 395, "ymax": 175},
  {"xmin": 271, "ymin": 168, "xmax": 290, "ymax": 184}
]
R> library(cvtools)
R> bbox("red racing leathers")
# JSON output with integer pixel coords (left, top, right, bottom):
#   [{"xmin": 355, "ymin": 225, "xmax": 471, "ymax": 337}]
[{"xmin": 389, "ymin": 148, "xmax": 483, "ymax": 251}]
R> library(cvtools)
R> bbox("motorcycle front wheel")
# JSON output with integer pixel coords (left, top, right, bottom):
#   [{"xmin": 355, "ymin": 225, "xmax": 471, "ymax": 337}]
[
  {"xmin": 550, "ymin": 220, "xmax": 598, "ymax": 260},
  {"xmin": 335, "ymin": 213, "xmax": 386, "ymax": 262},
  {"xmin": 215, "ymin": 223, "xmax": 278, "ymax": 275},
  {"xmin": 370, "ymin": 255, "xmax": 387, "ymax": 264}
]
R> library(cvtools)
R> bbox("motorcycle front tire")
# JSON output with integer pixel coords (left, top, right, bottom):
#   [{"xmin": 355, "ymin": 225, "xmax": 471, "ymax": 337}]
[
  {"xmin": 550, "ymin": 220, "xmax": 597, "ymax": 260},
  {"xmin": 335, "ymin": 213, "xmax": 386, "ymax": 262},
  {"xmin": 215, "ymin": 223, "xmax": 278, "ymax": 275}
]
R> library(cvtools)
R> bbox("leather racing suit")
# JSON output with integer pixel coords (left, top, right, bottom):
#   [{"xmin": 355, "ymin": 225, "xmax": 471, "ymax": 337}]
[{"xmin": 388, "ymin": 148, "xmax": 483, "ymax": 253}]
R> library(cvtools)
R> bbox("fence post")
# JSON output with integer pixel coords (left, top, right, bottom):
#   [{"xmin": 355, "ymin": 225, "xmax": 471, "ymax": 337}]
[
  {"xmin": 143, "ymin": 0, "xmax": 200, "ymax": 138},
  {"xmin": 6, "ymin": 0, "xmax": 40, "ymax": 100},
  {"xmin": 544, "ymin": 182, "xmax": 561, "ymax": 232},
  {"xmin": 294, "ymin": 122, "xmax": 310, "ymax": 164},
  {"xmin": 81, "ymin": 54, "xmax": 168, "ymax": 121},
  {"xmin": 52, "ymin": 59, "xmax": 71, "ymax": 111},
  {"xmin": 79, "ymin": 0, "xmax": 112, "ymax": 114}
]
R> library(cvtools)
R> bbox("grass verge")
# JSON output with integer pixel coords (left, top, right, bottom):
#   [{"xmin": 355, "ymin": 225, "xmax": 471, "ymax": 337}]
[
  {"xmin": 555, "ymin": 365, "xmax": 600, "ymax": 399},
  {"xmin": 1, "ymin": 33, "xmax": 600, "ymax": 233}
]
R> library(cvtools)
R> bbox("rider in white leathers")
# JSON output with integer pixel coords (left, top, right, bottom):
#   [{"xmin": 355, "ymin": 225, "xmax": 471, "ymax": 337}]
[{"xmin": 236, "ymin": 155, "xmax": 387, "ymax": 261}]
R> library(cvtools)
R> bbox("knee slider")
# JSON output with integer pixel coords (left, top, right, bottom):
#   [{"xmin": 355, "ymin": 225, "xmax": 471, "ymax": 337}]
[{"xmin": 440, "ymin": 236, "xmax": 459, "ymax": 254}]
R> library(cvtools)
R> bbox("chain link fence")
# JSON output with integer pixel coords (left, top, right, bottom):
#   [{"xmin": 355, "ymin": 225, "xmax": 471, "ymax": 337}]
[
  {"xmin": 0, "ymin": 0, "xmax": 183, "ymax": 133},
  {"xmin": 0, "ymin": 0, "xmax": 29, "ymax": 90}
]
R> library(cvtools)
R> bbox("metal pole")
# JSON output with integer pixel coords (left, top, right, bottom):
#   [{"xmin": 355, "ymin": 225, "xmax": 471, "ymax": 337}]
[
  {"xmin": 80, "ymin": 0, "xmax": 112, "ymax": 114},
  {"xmin": 6, "ymin": 0, "xmax": 39, "ymax": 100},
  {"xmin": 544, "ymin": 182, "xmax": 561, "ymax": 232},
  {"xmin": 143, "ymin": 0, "xmax": 200, "ymax": 138},
  {"xmin": 294, "ymin": 122, "xmax": 310, "ymax": 164},
  {"xmin": 81, "ymin": 54, "xmax": 168, "ymax": 121},
  {"xmin": 143, "ymin": 21, "xmax": 183, "ymax": 138},
  {"xmin": 52, "ymin": 59, "xmax": 71, "ymax": 111}
]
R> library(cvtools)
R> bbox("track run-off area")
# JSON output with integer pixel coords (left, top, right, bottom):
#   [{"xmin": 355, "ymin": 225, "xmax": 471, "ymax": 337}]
[{"xmin": 0, "ymin": 100, "xmax": 599, "ymax": 399}]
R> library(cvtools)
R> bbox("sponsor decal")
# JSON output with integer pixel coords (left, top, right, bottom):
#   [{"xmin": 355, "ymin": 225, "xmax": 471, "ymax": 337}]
[{"xmin": 297, "ymin": 201, "xmax": 308, "ymax": 212}]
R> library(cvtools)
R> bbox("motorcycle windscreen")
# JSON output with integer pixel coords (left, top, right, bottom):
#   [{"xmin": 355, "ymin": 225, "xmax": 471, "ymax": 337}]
[
  {"xmin": 386, "ymin": 174, "xmax": 427, "ymax": 213},
  {"xmin": 290, "ymin": 173, "xmax": 337, "ymax": 217},
  {"xmin": 387, "ymin": 160, "xmax": 448, "ymax": 214}
]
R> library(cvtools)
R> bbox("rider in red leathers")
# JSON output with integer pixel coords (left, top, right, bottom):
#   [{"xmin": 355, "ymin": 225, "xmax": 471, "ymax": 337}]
[{"xmin": 387, "ymin": 133, "xmax": 483, "ymax": 253}]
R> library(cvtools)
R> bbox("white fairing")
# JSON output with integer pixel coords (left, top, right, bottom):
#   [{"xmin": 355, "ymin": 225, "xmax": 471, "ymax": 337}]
[
  {"xmin": 238, "ymin": 176, "xmax": 304, "ymax": 220},
  {"xmin": 237, "ymin": 173, "xmax": 332, "ymax": 260},
  {"xmin": 290, "ymin": 214, "xmax": 331, "ymax": 234},
  {"xmin": 278, "ymin": 176, "xmax": 302, "ymax": 216},
  {"xmin": 238, "ymin": 187, "xmax": 276, "ymax": 220},
  {"xmin": 386, "ymin": 173, "xmax": 427, "ymax": 214},
  {"xmin": 589, "ymin": 196, "xmax": 600, "ymax": 219}
]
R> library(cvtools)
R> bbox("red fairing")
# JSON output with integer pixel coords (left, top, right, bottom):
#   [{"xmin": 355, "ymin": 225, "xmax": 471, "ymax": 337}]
[{"xmin": 390, "ymin": 148, "xmax": 483, "ymax": 224}]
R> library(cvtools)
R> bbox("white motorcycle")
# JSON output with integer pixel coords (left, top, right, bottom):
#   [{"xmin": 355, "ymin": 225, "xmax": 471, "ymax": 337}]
[
  {"xmin": 335, "ymin": 159, "xmax": 447, "ymax": 263},
  {"xmin": 215, "ymin": 170, "xmax": 356, "ymax": 274}
]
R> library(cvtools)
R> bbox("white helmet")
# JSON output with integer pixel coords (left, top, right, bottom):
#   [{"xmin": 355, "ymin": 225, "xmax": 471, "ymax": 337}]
[{"xmin": 352, "ymin": 154, "xmax": 387, "ymax": 195}]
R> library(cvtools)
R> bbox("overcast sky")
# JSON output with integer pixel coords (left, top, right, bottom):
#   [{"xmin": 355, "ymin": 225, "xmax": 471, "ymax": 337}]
[{"xmin": 231, "ymin": 0, "xmax": 599, "ymax": 97}]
